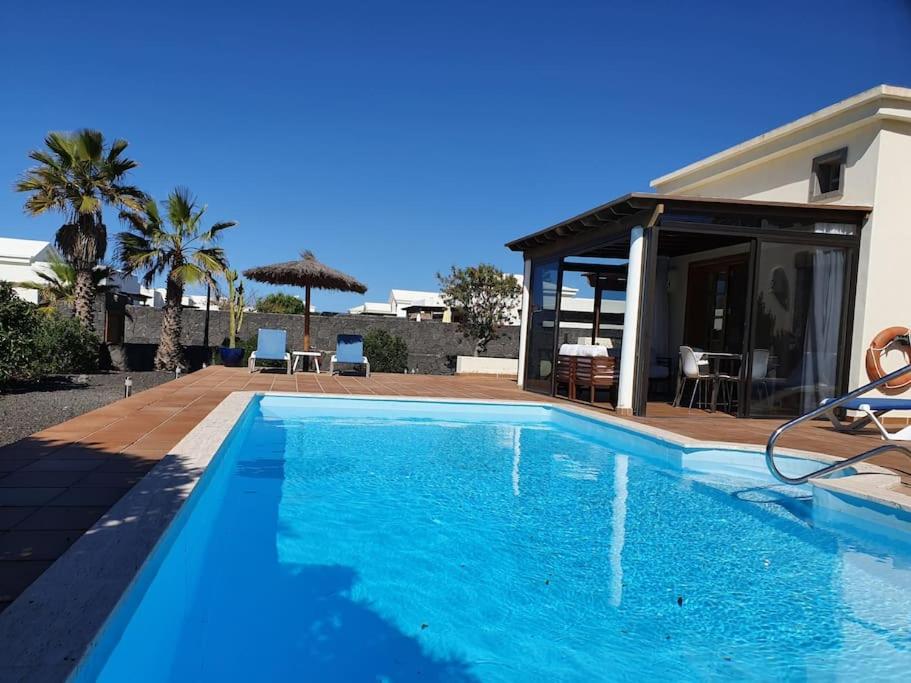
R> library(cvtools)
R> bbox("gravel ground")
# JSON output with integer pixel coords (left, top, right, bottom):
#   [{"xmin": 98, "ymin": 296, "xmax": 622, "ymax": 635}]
[{"xmin": 0, "ymin": 371, "xmax": 174, "ymax": 448}]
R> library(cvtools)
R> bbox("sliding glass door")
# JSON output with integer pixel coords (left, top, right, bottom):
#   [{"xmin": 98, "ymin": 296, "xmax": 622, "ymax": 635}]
[
  {"xmin": 524, "ymin": 258, "xmax": 561, "ymax": 394},
  {"xmin": 748, "ymin": 242, "xmax": 850, "ymax": 417}
]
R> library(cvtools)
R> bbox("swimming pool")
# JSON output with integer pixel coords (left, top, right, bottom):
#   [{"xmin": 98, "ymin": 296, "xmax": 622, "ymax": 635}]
[{"xmin": 75, "ymin": 395, "xmax": 911, "ymax": 681}]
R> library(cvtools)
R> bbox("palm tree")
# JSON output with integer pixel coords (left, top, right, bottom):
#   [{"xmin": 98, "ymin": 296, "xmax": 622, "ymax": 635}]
[
  {"xmin": 15, "ymin": 130, "xmax": 143, "ymax": 330},
  {"xmin": 117, "ymin": 187, "xmax": 235, "ymax": 370},
  {"xmin": 18, "ymin": 255, "xmax": 119, "ymax": 314}
]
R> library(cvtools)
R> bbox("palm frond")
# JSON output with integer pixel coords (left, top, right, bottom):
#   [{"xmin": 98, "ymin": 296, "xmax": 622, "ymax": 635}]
[
  {"xmin": 75, "ymin": 129, "xmax": 104, "ymax": 161},
  {"xmin": 43, "ymin": 132, "xmax": 73, "ymax": 164},
  {"xmin": 193, "ymin": 247, "xmax": 228, "ymax": 275},
  {"xmin": 170, "ymin": 262, "xmax": 207, "ymax": 286},
  {"xmin": 116, "ymin": 231, "xmax": 161, "ymax": 273},
  {"xmin": 197, "ymin": 220, "xmax": 237, "ymax": 243},
  {"xmin": 165, "ymin": 187, "xmax": 197, "ymax": 227},
  {"xmin": 107, "ymin": 138, "xmax": 129, "ymax": 162},
  {"xmin": 27, "ymin": 150, "xmax": 62, "ymax": 169},
  {"xmin": 78, "ymin": 195, "xmax": 101, "ymax": 214}
]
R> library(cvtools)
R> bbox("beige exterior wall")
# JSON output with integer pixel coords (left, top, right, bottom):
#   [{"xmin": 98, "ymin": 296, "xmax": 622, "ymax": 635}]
[
  {"xmin": 652, "ymin": 87, "xmax": 911, "ymax": 402},
  {"xmin": 656, "ymin": 124, "xmax": 880, "ymax": 206},
  {"xmin": 858, "ymin": 120, "xmax": 911, "ymax": 389}
]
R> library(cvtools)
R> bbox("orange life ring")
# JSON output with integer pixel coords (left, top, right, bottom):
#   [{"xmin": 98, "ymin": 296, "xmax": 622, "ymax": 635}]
[{"xmin": 865, "ymin": 326, "xmax": 911, "ymax": 393}]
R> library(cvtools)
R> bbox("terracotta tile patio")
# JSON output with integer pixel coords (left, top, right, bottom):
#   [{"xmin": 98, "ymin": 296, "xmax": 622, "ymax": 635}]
[{"xmin": 0, "ymin": 364, "xmax": 906, "ymax": 612}]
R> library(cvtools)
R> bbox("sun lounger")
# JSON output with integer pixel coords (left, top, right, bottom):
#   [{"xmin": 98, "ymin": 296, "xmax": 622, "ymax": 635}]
[
  {"xmin": 330, "ymin": 334, "xmax": 370, "ymax": 377},
  {"xmin": 248, "ymin": 328, "xmax": 291, "ymax": 374},
  {"xmin": 822, "ymin": 397, "xmax": 911, "ymax": 440}
]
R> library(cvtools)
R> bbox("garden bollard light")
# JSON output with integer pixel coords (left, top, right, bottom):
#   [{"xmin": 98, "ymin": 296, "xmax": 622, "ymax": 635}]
[{"xmin": 124, "ymin": 376, "xmax": 133, "ymax": 398}]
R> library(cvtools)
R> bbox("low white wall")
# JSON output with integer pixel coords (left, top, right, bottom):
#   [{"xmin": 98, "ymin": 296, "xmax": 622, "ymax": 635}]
[{"xmin": 455, "ymin": 356, "xmax": 518, "ymax": 377}]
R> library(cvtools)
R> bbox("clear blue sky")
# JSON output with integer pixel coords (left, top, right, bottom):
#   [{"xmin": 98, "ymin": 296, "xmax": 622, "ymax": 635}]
[{"xmin": 1, "ymin": 0, "xmax": 908, "ymax": 311}]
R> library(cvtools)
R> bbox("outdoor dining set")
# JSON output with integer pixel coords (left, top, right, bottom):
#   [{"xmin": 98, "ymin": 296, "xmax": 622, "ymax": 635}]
[{"xmin": 555, "ymin": 340, "xmax": 774, "ymax": 414}]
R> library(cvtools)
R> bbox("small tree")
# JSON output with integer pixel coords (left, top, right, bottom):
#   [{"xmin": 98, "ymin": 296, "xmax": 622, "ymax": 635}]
[
  {"xmin": 257, "ymin": 292, "xmax": 306, "ymax": 315},
  {"xmin": 363, "ymin": 329, "xmax": 408, "ymax": 373},
  {"xmin": 437, "ymin": 264, "xmax": 520, "ymax": 356}
]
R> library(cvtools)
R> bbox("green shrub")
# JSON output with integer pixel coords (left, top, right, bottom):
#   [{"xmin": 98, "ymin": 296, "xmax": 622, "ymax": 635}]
[
  {"xmin": 37, "ymin": 314, "xmax": 100, "ymax": 374},
  {"xmin": 0, "ymin": 283, "xmax": 100, "ymax": 386},
  {"xmin": 0, "ymin": 282, "xmax": 42, "ymax": 385},
  {"xmin": 363, "ymin": 329, "xmax": 408, "ymax": 373},
  {"xmin": 257, "ymin": 293, "xmax": 307, "ymax": 315}
]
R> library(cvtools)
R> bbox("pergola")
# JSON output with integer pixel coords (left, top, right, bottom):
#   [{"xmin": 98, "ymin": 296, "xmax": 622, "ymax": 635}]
[{"xmin": 507, "ymin": 193, "xmax": 871, "ymax": 418}]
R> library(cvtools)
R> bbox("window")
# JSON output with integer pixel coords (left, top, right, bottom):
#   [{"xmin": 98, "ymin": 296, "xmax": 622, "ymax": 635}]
[{"xmin": 810, "ymin": 148, "xmax": 847, "ymax": 201}]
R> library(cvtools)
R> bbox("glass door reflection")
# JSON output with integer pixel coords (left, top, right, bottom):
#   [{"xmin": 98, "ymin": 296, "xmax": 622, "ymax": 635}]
[
  {"xmin": 749, "ymin": 242, "xmax": 848, "ymax": 417},
  {"xmin": 524, "ymin": 258, "xmax": 561, "ymax": 394}
]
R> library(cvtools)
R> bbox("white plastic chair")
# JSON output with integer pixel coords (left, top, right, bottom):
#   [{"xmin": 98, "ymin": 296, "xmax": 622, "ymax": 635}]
[
  {"xmin": 673, "ymin": 346, "xmax": 713, "ymax": 409},
  {"xmin": 750, "ymin": 348, "xmax": 771, "ymax": 401}
]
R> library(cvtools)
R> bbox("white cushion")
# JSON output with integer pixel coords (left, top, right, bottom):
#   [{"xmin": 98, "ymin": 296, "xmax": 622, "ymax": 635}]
[{"xmin": 559, "ymin": 344, "xmax": 609, "ymax": 357}]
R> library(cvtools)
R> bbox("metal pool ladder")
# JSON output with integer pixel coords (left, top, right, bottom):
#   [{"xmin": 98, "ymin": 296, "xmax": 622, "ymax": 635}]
[{"xmin": 765, "ymin": 364, "xmax": 911, "ymax": 485}]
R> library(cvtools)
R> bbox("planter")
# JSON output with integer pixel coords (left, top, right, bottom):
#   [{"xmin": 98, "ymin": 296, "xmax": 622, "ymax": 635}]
[{"xmin": 219, "ymin": 346, "xmax": 245, "ymax": 367}]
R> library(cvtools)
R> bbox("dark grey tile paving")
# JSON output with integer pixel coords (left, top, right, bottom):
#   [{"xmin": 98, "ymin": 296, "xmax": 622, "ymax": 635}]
[
  {"xmin": 45, "ymin": 487, "xmax": 130, "ymax": 507},
  {"xmin": 19, "ymin": 458, "xmax": 107, "ymax": 473},
  {"xmin": 0, "ymin": 488, "xmax": 65, "ymax": 507},
  {"xmin": 0, "ymin": 508, "xmax": 37, "ymax": 531},
  {"xmin": 14, "ymin": 507, "xmax": 107, "ymax": 531},
  {"xmin": 0, "ymin": 530, "xmax": 80, "ymax": 561},
  {"xmin": 0, "ymin": 471, "xmax": 87, "ymax": 488}
]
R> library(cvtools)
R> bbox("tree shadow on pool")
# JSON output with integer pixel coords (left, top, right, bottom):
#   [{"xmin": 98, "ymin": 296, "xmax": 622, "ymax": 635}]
[
  {"xmin": 171, "ymin": 552, "xmax": 479, "ymax": 681},
  {"xmin": 241, "ymin": 562, "xmax": 479, "ymax": 682},
  {"xmin": 168, "ymin": 454, "xmax": 479, "ymax": 681}
]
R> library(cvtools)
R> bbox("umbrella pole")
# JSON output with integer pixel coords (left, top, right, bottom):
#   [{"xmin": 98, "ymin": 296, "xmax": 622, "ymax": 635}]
[{"xmin": 304, "ymin": 284, "xmax": 311, "ymax": 351}]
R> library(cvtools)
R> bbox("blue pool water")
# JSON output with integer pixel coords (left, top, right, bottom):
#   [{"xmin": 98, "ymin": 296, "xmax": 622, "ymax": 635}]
[{"xmin": 77, "ymin": 396, "xmax": 911, "ymax": 681}]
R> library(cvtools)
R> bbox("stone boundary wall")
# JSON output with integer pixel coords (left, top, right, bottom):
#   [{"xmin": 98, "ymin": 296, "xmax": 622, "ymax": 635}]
[{"xmin": 114, "ymin": 305, "xmax": 520, "ymax": 374}]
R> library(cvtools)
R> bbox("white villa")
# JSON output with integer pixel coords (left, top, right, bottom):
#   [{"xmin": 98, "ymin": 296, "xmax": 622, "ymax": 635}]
[
  {"xmin": 510, "ymin": 84, "xmax": 911, "ymax": 417},
  {"xmin": 0, "ymin": 237, "xmax": 60, "ymax": 303}
]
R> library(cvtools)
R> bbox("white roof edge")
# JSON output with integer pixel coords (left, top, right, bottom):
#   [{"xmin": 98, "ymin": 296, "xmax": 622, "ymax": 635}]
[
  {"xmin": 0, "ymin": 237, "xmax": 58, "ymax": 260},
  {"xmin": 650, "ymin": 84, "xmax": 911, "ymax": 188}
]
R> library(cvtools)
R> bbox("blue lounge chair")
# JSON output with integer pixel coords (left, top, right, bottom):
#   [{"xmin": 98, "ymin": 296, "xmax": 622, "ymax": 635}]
[
  {"xmin": 822, "ymin": 397, "xmax": 911, "ymax": 441},
  {"xmin": 330, "ymin": 334, "xmax": 370, "ymax": 377},
  {"xmin": 248, "ymin": 328, "xmax": 291, "ymax": 374}
]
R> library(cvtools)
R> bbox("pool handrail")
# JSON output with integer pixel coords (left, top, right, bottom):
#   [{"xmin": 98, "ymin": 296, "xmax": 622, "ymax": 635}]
[{"xmin": 766, "ymin": 363, "xmax": 911, "ymax": 485}]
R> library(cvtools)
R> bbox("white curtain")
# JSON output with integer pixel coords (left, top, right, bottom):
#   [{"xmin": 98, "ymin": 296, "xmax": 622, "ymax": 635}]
[{"xmin": 801, "ymin": 248, "xmax": 845, "ymax": 412}]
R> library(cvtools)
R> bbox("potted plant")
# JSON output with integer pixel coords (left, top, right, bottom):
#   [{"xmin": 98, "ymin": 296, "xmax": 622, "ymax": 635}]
[{"xmin": 219, "ymin": 270, "xmax": 246, "ymax": 366}]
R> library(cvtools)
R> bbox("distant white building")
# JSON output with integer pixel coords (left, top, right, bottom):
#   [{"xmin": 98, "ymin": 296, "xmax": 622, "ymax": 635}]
[
  {"xmin": 349, "ymin": 288, "xmax": 452, "ymax": 321},
  {"xmin": 0, "ymin": 237, "xmax": 60, "ymax": 303},
  {"xmin": 346, "ymin": 278, "xmax": 612, "ymax": 327},
  {"xmin": 139, "ymin": 287, "xmax": 219, "ymax": 310}
]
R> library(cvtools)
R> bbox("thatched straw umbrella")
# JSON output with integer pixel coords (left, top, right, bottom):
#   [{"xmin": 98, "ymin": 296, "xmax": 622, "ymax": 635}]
[{"xmin": 243, "ymin": 251, "xmax": 367, "ymax": 351}]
